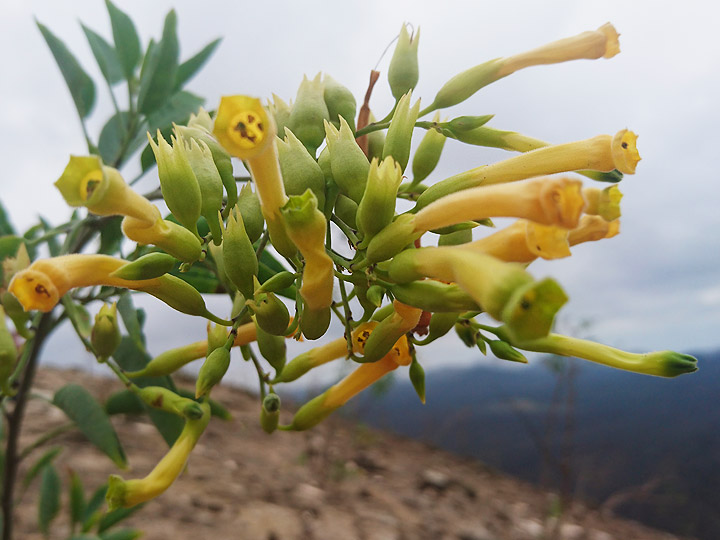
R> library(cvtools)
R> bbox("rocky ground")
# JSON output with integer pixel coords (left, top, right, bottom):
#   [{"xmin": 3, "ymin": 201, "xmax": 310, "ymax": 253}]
[{"xmin": 12, "ymin": 368, "xmax": 691, "ymax": 540}]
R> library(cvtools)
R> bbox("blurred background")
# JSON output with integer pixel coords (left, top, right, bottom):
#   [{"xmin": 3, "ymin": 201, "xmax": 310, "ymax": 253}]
[{"xmin": 1, "ymin": 1, "xmax": 719, "ymax": 537}]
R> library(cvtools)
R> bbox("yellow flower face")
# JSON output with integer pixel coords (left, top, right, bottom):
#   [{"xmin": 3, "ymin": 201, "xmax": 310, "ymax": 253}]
[
  {"xmin": 8, "ymin": 269, "xmax": 60, "ymax": 312},
  {"xmin": 612, "ymin": 129, "xmax": 641, "ymax": 174},
  {"xmin": 55, "ymin": 155, "xmax": 107, "ymax": 208},
  {"xmin": 213, "ymin": 96, "xmax": 275, "ymax": 159}
]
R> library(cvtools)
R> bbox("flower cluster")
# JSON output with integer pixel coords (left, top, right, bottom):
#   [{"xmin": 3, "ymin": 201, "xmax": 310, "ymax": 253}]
[{"xmin": 4, "ymin": 22, "xmax": 697, "ymax": 510}]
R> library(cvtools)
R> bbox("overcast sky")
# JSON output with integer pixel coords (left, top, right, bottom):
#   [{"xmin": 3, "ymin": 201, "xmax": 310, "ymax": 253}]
[{"xmin": 1, "ymin": 1, "xmax": 719, "ymax": 385}]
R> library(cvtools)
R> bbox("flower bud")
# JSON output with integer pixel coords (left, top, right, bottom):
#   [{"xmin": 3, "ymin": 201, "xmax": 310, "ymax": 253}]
[
  {"xmin": 260, "ymin": 393, "xmax": 281, "ymax": 434},
  {"xmin": 361, "ymin": 301, "xmax": 421, "ymax": 363},
  {"xmin": 323, "ymin": 74, "xmax": 357, "ymax": 131},
  {"xmin": 408, "ymin": 357, "xmax": 425, "ymax": 404},
  {"xmin": 255, "ymin": 318, "xmax": 287, "ymax": 375},
  {"xmin": 356, "ymin": 157, "xmax": 403, "ymax": 245},
  {"xmin": 388, "ymin": 280, "xmax": 479, "ymax": 313},
  {"xmin": 411, "ymin": 113, "xmax": 446, "ymax": 184},
  {"xmin": 415, "ymin": 130, "xmax": 640, "ymax": 210},
  {"xmin": 236, "ymin": 183, "xmax": 265, "ymax": 243},
  {"xmin": 269, "ymin": 93, "xmax": 292, "ymax": 139},
  {"xmin": 365, "ymin": 285, "xmax": 384, "ymax": 307},
  {"xmin": 277, "ymin": 128, "xmax": 326, "ymax": 209},
  {"xmin": 223, "ymin": 207, "xmax": 258, "ymax": 300},
  {"xmin": 135, "ymin": 385, "xmax": 204, "ymax": 420},
  {"xmin": 55, "ymin": 156, "xmax": 157, "ymax": 225},
  {"xmin": 583, "ymin": 185, "xmax": 622, "ymax": 221},
  {"xmin": 121, "ymin": 216, "xmax": 202, "ymax": 263},
  {"xmin": 516, "ymin": 333, "xmax": 697, "ymax": 378},
  {"xmin": 91, "ymin": 303, "xmax": 121, "ymax": 360},
  {"xmin": 488, "ymin": 339, "xmax": 528, "ymax": 363},
  {"xmin": 148, "ymin": 131, "xmax": 202, "ymax": 238},
  {"xmin": 0, "ymin": 306, "xmax": 19, "ymax": 396},
  {"xmin": 382, "ymin": 91, "xmax": 420, "ymax": 172},
  {"xmin": 324, "ymin": 117, "xmax": 370, "ymax": 203},
  {"xmin": 333, "ymin": 195, "xmax": 358, "ymax": 228},
  {"xmin": 437, "ymin": 228, "xmax": 473, "ymax": 246},
  {"xmin": 286, "ymin": 73, "xmax": 330, "ymax": 156},
  {"xmin": 388, "ymin": 24, "xmax": 420, "ymax": 100},
  {"xmin": 206, "ymin": 322, "xmax": 228, "ymax": 355},
  {"xmin": 423, "ymin": 312, "xmax": 460, "ymax": 345},
  {"xmin": 125, "ymin": 340, "xmax": 208, "ymax": 378},
  {"xmin": 366, "ymin": 214, "xmax": 422, "ymax": 264},
  {"xmin": 175, "ymin": 121, "xmax": 238, "ymax": 217},
  {"xmin": 455, "ymin": 321, "xmax": 478, "ymax": 348},
  {"xmin": 257, "ymin": 271, "xmax": 297, "ymax": 295},
  {"xmin": 184, "ymin": 138, "xmax": 225, "ymax": 244},
  {"xmin": 250, "ymin": 291, "xmax": 290, "ymax": 336},
  {"xmin": 300, "ymin": 306, "xmax": 331, "ymax": 341},
  {"xmin": 195, "ymin": 346, "xmax": 231, "ymax": 398},
  {"xmin": 109, "ymin": 253, "xmax": 176, "ymax": 281}
]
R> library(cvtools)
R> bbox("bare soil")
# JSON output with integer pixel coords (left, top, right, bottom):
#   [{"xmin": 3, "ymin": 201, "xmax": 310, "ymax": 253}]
[{"xmin": 12, "ymin": 368, "xmax": 691, "ymax": 540}]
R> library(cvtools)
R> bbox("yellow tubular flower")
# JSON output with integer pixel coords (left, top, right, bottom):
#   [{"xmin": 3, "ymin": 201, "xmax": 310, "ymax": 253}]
[
  {"xmin": 121, "ymin": 215, "xmax": 202, "ymax": 263},
  {"xmin": 498, "ymin": 23, "xmax": 620, "ymax": 77},
  {"xmin": 414, "ymin": 176, "xmax": 586, "ymax": 233},
  {"xmin": 582, "ymin": 185, "xmax": 623, "ymax": 221},
  {"xmin": 8, "ymin": 255, "xmax": 229, "ymax": 324},
  {"xmin": 55, "ymin": 156, "xmax": 157, "ymax": 225},
  {"xmin": 464, "ymin": 220, "xmax": 570, "ymax": 263},
  {"xmin": 415, "ymin": 129, "xmax": 640, "ymax": 210},
  {"xmin": 106, "ymin": 401, "xmax": 211, "ymax": 509},
  {"xmin": 568, "ymin": 215, "xmax": 620, "ymax": 246},
  {"xmin": 213, "ymin": 95, "xmax": 295, "ymax": 258}
]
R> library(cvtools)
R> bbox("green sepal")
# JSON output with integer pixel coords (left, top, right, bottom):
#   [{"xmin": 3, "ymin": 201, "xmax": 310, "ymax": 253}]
[{"xmin": 109, "ymin": 253, "xmax": 176, "ymax": 280}]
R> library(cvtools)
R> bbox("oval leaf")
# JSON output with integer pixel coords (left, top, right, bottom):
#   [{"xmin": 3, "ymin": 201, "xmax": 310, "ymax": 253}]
[
  {"xmin": 98, "ymin": 112, "xmax": 132, "ymax": 166},
  {"xmin": 22, "ymin": 446, "xmax": 63, "ymax": 490},
  {"xmin": 105, "ymin": 0, "xmax": 141, "ymax": 80},
  {"xmin": 81, "ymin": 24, "xmax": 123, "ymax": 85},
  {"xmin": 38, "ymin": 464, "xmax": 61, "ymax": 535},
  {"xmin": 53, "ymin": 384, "xmax": 127, "ymax": 468},
  {"xmin": 0, "ymin": 201, "xmax": 16, "ymax": 236},
  {"xmin": 137, "ymin": 10, "xmax": 179, "ymax": 115},
  {"xmin": 174, "ymin": 38, "xmax": 221, "ymax": 90},
  {"xmin": 37, "ymin": 21, "xmax": 96, "ymax": 118},
  {"xmin": 69, "ymin": 469, "xmax": 86, "ymax": 527},
  {"xmin": 100, "ymin": 529, "xmax": 143, "ymax": 540}
]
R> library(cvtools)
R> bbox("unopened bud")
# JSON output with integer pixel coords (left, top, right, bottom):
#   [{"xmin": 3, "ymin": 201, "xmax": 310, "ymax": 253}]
[
  {"xmin": 323, "ymin": 74, "xmax": 357, "ymax": 131},
  {"xmin": 109, "ymin": 253, "xmax": 176, "ymax": 281},
  {"xmin": 324, "ymin": 117, "xmax": 370, "ymax": 203},
  {"xmin": 388, "ymin": 24, "xmax": 420, "ymax": 100},
  {"xmin": 382, "ymin": 91, "xmax": 421, "ymax": 172},
  {"xmin": 286, "ymin": 73, "xmax": 329, "ymax": 156},
  {"xmin": 260, "ymin": 393, "xmax": 281, "ymax": 433},
  {"xmin": 195, "ymin": 346, "xmax": 231, "ymax": 398},
  {"xmin": 91, "ymin": 303, "xmax": 121, "ymax": 359},
  {"xmin": 277, "ymin": 128, "xmax": 326, "ymax": 209}
]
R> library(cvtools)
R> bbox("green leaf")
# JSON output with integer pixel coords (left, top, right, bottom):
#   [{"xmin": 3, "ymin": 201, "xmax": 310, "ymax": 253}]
[
  {"xmin": 0, "ymin": 201, "xmax": 15, "ymax": 236},
  {"xmin": 81, "ymin": 24, "xmax": 123, "ymax": 85},
  {"xmin": 137, "ymin": 10, "xmax": 179, "ymax": 115},
  {"xmin": 22, "ymin": 446, "xmax": 63, "ymax": 490},
  {"xmin": 98, "ymin": 112, "xmax": 132, "ymax": 166},
  {"xmin": 105, "ymin": 0, "xmax": 141, "ymax": 80},
  {"xmin": 116, "ymin": 293, "xmax": 146, "ymax": 352},
  {"xmin": 98, "ymin": 216, "xmax": 125, "ymax": 256},
  {"xmin": 39, "ymin": 217, "xmax": 61, "ymax": 257},
  {"xmin": 38, "ymin": 464, "xmax": 61, "ymax": 535},
  {"xmin": 62, "ymin": 296, "xmax": 93, "ymax": 340},
  {"xmin": 174, "ymin": 38, "xmax": 221, "ymax": 90},
  {"xmin": 170, "ymin": 263, "xmax": 220, "ymax": 294},
  {"xmin": 36, "ymin": 21, "xmax": 96, "ymax": 119},
  {"xmin": 100, "ymin": 529, "xmax": 143, "ymax": 540},
  {"xmin": 53, "ymin": 384, "xmax": 127, "ymax": 468},
  {"xmin": 146, "ymin": 91, "xmax": 204, "ymax": 133},
  {"xmin": 69, "ymin": 469, "xmax": 86, "ymax": 527},
  {"xmin": 97, "ymin": 505, "xmax": 143, "ymax": 534},
  {"xmin": 82, "ymin": 484, "xmax": 108, "ymax": 532},
  {"xmin": 105, "ymin": 389, "xmax": 144, "ymax": 416}
]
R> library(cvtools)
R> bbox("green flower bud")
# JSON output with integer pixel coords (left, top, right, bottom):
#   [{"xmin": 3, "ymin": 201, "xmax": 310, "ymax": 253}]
[
  {"xmin": 324, "ymin": 117, "xmax": 370, "ymax": 204},
  {"xmin": 366, "ymin": 214, "xmax": 422, "ymax": 264},
  {"xmin": 125, "ymin": 340, "xmax": 208, "ymax": 378},
  {"xmin": 195, "ymin": 346, "xmax": 231, "ymax": 398},
  {"xmin": 135, "ymin": 385, "xmax": 205, "ymax": 420},
  {"xmin": 255, "ymin": 319, "xmax": 287, "ymax": 375},
  {"xmin": 206, "ymin": 322, "xmax": 228, "ymax": 355},
  {"xmin": 109, "ymin": 253, "xmax": 176, "ymax": 281},
  {"xmin": 365, "ymin": 285, "xmax": 384, "ymax": 307},
  {"xmin": 411, "ymin": 113, "xmax": 446, "ymax": 184},
  {"xmin": 361, "ymin": 302, "xmax": 421, "ymax": 364},
  {"xmin": 423, "ymin": 58, "xmax": 504, "ymax": 115},
  {"xmin": 176, "ymin": 387, "xmax": 233, "ymax": 420},
  {"xmin": 257, "ymin": 271, "xmax": 296, "ymax": 294},
  {"xmin": 184, "ymin": 138, "xmax": 225, "ymax": 244},
  {"xmin": 223, "ymin": 207, "xmax": 258, "ymax": 300},
  {"xmin": 454, "ymin": 322, "xmax": 478, "ymax": 348},
  {"xmin": 121, "ymin": 216, "xmax": 202, "ymax": 263},
  {"xmin": 269, "ymin": 93, "xmax": 292, "ymax": 139},
  {"xmin": 409, "ymin": 357, "xmax": 425, "ymax": 404},
  {"xmin": 382, "ymin": 91, "xmax": 421, "ymax": 172},
  {"xmin": 356, "ymin": 157, "xmax": 403, "ymax": 246},
  {"xmin": 286, "ymin": 73, "xmax": 329, "ymax": 156},
  {"xmin": 445, "ymin": 115, "xmax": 496, "ymax": 133},
  {"xmin": 148, "ymin": 131, "xmax": 202, "ymax": 238},
  {"xmin": 333, "ymin": 194, "xmax": 358, "ymax": 229},
  {"xmin": 260, "ymin": 392, "xmax": 281, "ymax": 434},
  {"xmin": 437, "ymin": 228, "xmax": 473, "ymax": 246},
  {"xmin": 0, "ymin": 307, "xmax": 19, "ymax": 396},
  {"xmin": 419, "ymin": 312, "xmax": 459, "ymax": 345},
  {"xmin": 91, "ymin": 303, "xmax": 121, "ymax": 360},
  {"xmin": 323, "ymin": 74, "xmax": 357, "ymax": 131},
  {"xmin": 187, "ymin": 107, "xmax": 213, "ymax": 131},
  {"xmin": 175, "ymin": 124, "xmax": 238, "ymax": 219},
  {"xmin": 488, "ymin": 339, "xmax": 528, "ymax": 363},
  {"xmin": 300, "ymin": 306, "xmax": 331, "ymax": 341},
  {"xmin": 277, "ymin": 128, "xmax": 326, "ymax": 210},
  {"xmin": 236, "ymin": 183, "xmax": 265, "ymax": 243},
  {"xmin": 250, "ymin": 292, "xmax": 290, "ymax": 336},
  {"xmin": 501, "ymin": 278, "xmax": 568, "ymax": 343},
  {"xmin": 388, "ymin": 280, "xmax": 480, "ymax": 313},
  {"xmin": 388, "ymin": 24, "xmax": 420, "ymax": 100}
]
